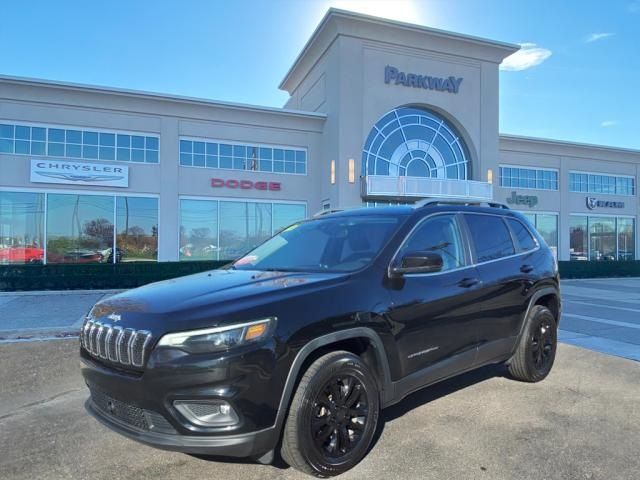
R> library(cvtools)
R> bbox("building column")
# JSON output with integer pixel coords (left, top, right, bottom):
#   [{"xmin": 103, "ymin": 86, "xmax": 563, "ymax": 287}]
[{"xmin": 158, "ymin": 117, "xmax": 179, "ymax": 262}]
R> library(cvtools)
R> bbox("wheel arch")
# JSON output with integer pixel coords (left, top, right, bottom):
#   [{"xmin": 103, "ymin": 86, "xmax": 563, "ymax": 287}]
[
  {"xmin": 273, "ymin": 328, "xmax": 393, "ymax": 434},
  {"xmin": 515, "ymin": 286, "xmax": 561, "ymax": 347}
]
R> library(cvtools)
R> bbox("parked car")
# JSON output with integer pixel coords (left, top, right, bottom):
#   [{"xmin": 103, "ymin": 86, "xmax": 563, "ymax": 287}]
[
  {"xmin": 100, "ymin": 247, "xmax": 124, "ymax": 263},
  {"xmin": 59, "ymin": 249, "xmax": 103, "ymax": 263},
  {"xmin": 0, "ymin": 245, "xmax": 44, "ymax": 264},
  {"xmin": 80, "ymin": 200, "xmax": 560, "ymax": 477}
]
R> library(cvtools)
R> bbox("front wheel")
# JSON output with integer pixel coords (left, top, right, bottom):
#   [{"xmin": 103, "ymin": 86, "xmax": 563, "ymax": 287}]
[
  {"xmin": 508, "ymin": 305, "xmax": 557, "ymax": 382},
  {"xmin": 281, "ymin": 351, "xmax": 380, "ymax": 477}
]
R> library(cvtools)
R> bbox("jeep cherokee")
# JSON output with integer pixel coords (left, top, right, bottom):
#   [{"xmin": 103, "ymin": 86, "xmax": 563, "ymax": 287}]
[{"xmin": 80, "ymin": 200, "xmax": 560, "ymax": 477}]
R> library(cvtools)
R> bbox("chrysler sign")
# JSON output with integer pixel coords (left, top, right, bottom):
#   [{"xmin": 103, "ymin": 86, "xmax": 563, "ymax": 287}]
[
  {"xmin": 384, "ymin": 65, "xmax": 463, "ymax": 94},
  {"xmin": 30, "ymin": 160, "xmax": 129, "ymax": 187}
]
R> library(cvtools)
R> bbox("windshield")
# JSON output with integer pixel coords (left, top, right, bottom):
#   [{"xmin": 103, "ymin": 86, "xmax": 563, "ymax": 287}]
[{"xmin": 232, "ymin": 214, "xmax": 404, "ymax": 273}]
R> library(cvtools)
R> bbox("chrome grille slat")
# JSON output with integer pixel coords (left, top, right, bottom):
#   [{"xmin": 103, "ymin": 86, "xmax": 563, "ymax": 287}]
[{"xmin": 81, "ymin": 319, "xmax": 152, "ymax": 370}]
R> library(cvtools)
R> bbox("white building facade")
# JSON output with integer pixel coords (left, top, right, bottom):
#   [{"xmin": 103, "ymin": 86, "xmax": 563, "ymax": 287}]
[{"xmin": 0, "ymin": 9, "xmax": 637, "ymax": 264}]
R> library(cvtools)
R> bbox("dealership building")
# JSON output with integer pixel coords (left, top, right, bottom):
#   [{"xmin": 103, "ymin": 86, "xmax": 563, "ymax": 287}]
[{"xmin": 1, "ymin": 9, "xmax": 638, "ymax": 265}]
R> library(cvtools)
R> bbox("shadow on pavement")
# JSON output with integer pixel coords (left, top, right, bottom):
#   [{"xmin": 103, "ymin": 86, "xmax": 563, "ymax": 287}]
[{"xmin": 189, "ymin": 363, "xmax": 509, "ymax": 471}]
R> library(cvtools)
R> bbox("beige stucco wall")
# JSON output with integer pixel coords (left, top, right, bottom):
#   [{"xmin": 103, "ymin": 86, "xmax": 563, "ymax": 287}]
[{"xmin": 0, "ymin": 80, "xmax": 325, "ymax": 261}]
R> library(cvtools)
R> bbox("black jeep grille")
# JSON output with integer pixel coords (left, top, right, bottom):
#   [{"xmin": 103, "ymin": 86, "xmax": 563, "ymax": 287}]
[{"xmin": 81, "ymin": 319, "xmax": 152, "ymax": 368}]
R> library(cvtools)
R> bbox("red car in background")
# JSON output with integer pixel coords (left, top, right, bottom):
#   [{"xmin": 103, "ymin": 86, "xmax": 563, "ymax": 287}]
[{"xmin": 0, "ymin": 246, "xmax": 44, "ymax": 264}]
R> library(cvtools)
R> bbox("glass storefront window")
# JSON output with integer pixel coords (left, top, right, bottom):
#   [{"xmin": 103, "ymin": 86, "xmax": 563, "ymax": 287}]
[
  {"xmin": 536, "ymin": 214, "xmax": 558, "ymax": 254},
  {"xmin": 46, "ymin": 194, "xmax": 114, "ymax": 264},
  {"xmin": 179, "ymin": 199, "xmax": 219, "ymax": 261},
  {"xmin": 570, "ymin": 215, "xmax": 635, "ymax": 261},
  {"xmin": 273, "ymin": 204, "xmax": 307, "ymax": 232},
  {"xmin": 519, "ymin": 212, "xmax": 558, "ymax": 258},
  {"xmin": 116, "ymin": 197, "xmax": 158, "ymax": 262},
  {"xmin": 2, "ymin": 191, "xmax": 160, "ymax": 264},
  {"xmin": 569, "ymin": 216, "xmax": 588, "ymax": 261},
  {"xmin": 618, "ymin": 218, "xmax": 635, "ymax": 261},
  {"xmin": 0, "ymin": 192, "xmax": 45, "ymax": 264},
  {"xmin": 589, "ymin": 217, "xmax": 616, "ymax": 261},
  {"xmin": 219, "ymin": 201, "xmax": 272, "ymax": 259},
  {"xmin": 180, "ymin": 199, "xmax": 307, "ymax": 261}
]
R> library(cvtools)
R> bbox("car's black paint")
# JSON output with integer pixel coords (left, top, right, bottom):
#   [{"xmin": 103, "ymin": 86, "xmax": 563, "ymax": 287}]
[{"xmin": 81, "ymin": 204, "xmax": 560, "ymax": 458}]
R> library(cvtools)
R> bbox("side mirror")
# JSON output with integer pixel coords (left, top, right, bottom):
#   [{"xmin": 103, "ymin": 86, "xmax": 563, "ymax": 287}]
[{"xmin": 390, "ymin": 251, "xmax": 443, "ymax": 276}]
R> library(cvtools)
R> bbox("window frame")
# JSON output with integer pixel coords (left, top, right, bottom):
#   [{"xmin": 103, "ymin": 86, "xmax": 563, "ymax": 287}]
[
  {"xmin": 0, "ymin": 119, "xmax": 160, "ymax": 164},
  {"xmin": 568, "ymin": 170, "xmax": 636, "ymax": 196},
  {"xmin": 498, "ymin": 164, "xmax": 559, "ymax": 191},
  {"xmin": 388, "ymin": 212, "xmax": 472, "ymax": 277},
  {"xmin": 178, "ymin": 136, "xmax": 308, "ymax": 176}
]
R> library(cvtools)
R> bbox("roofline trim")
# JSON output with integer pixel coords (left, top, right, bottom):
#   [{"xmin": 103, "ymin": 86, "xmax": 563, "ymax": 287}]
[
  {"xmin": 279, "ymin": 8, "xmax": 520, "ymax": 90},
  {"xmin": 0, "ymin": 74, "xmax": 327, "ymax": 120},
  {"xmin": 499, "ymin": 133, "xmax": 640, "ymax": 156}
]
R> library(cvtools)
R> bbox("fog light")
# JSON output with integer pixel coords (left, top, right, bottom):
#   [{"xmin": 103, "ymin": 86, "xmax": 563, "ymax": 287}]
[{"xmin": 174, "ymin": 400, "xmax": 239, "ymax": 427}]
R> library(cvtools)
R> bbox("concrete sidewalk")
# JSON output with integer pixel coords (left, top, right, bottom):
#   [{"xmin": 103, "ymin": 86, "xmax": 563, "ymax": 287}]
[{"xmin": 0, "ymin": 290, "xmax": 121, "ymax": 341}]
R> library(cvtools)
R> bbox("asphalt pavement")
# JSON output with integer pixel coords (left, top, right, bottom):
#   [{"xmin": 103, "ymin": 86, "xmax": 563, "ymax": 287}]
[
  {"xmin": 0, "ymin": 339, "xmax": 638, "ymax": 480},
  {"xmin": 559, "ymin": 277, "xmax": 640, "ymax": 361}
]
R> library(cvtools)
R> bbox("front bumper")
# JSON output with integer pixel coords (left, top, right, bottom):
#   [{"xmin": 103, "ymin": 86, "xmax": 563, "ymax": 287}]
[
  {"xmin": 80, "ymin": 338, "xmax": 285, "ymax": 458},
  {"xmin": 85, "ymin": 398, "xmax": 277, "ymax": 457}
]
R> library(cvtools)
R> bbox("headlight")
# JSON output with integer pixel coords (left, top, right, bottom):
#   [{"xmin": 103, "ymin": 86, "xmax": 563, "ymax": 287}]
[{"xmin": 156, "ymin": 318, "xmax": 275, "ymax": 354}]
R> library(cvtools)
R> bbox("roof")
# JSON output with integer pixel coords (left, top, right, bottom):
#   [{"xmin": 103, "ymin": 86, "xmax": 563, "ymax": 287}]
[
  {"xmin": 280, "ymin": 8, "xmax": 519, "ymax": 92},
  {"xmin": 500, "ymin": 133, "xmax": 640, "ymax": 157},
  {"xmin": 0, "ymin": 74, "xmax": 327, "ymax": 120}
]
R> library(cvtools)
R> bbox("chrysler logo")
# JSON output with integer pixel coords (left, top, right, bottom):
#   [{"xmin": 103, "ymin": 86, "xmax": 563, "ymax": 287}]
[
  {"xmin": 107, "ymin": 313, "xmax": 122, "ymax": 322},
  {"xmin": 35, "ymin": 171, "xmax": 125, "ymax": 183}
]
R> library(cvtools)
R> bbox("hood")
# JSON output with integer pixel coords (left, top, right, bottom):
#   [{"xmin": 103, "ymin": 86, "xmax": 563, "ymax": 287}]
[{"xmin": 89, "ymin": 268, "xmax": 347, "ymax": 330}]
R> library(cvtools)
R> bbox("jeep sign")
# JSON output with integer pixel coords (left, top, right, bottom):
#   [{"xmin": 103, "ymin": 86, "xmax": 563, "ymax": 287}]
[{"xmin": 506, "ymin": 191, "xmax": 538, "ymax": 208}]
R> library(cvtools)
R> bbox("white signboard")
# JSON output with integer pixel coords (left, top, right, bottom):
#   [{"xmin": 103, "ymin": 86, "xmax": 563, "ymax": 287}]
[{"xmin": 30, "ymin": 160, "xmax": 129, "ymax": 188}]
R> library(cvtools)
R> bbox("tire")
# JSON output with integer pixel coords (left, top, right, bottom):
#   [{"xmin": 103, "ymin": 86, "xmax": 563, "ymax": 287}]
[
  {"xmin": 281, "ymin": 350, "xmax": 380, "ymax": 477},
  {"xmin": 508, "ymin": 305, "xmax": 557, "ymax": 382}
]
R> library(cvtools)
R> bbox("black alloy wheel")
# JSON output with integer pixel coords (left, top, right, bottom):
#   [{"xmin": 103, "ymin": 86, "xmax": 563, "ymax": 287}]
[
  {"xmin": 310, "ymin": 375, "xmax": 369, "ymax": 458},
  {"xmin": 508, "ymin": 305, "xmax": 557, "ymax": 382},
  {"xmin": 531, "ymin": 316, "xmax": 555, "ymax": 372},
  {"xmin": 281, "ymin": 351, "xmax": 380, "ymax": 477}
]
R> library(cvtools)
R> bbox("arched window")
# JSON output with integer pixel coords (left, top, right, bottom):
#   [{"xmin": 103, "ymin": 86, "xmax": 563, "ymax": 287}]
[{"xmin": 362, "ymin": 107, "xmax": 469, "ymax": 180}]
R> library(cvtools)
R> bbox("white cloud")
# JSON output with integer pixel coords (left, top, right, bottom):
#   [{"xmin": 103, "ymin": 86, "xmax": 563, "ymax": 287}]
[
  {"xmin": 500, "ymin": 43, "xmax": 552, "ymax": 71},
  {"xmin": 601, "ymin": 120, "xmax": 618, "ymax": 128},
  {"xmin": 585, "ymin": 32, "xmax": 615, "ymax": 43}
]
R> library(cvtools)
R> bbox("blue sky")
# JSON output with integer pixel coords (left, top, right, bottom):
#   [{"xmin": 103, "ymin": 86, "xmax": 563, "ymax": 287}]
[{"xmin": 2, "ymin": 0, "xmax": 639, "ymax": 149}]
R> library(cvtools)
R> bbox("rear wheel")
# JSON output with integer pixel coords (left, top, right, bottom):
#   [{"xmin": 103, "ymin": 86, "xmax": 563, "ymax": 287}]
[
  {"xmin": 281, "ymin": 351, "xmax": 380, "ymax": 477},
  {"xmin": 508, "ymin": 305, "xmax": 557, "ymax": 382}
]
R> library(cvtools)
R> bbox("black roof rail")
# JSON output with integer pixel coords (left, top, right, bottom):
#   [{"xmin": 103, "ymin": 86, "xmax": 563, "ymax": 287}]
[
  {"xmin": 312, "ymin": 208, "xmax": 345, "ymax": 218},
  {"xmin": 413, "ymin": 197, "xmax": 510, "ymax": 210}
]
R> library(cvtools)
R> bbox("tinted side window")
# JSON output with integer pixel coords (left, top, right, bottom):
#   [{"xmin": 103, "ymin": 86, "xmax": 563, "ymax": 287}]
[
  {"xmin": 398, "ymin": 215, "xmax": 466, "ymax": 271},
  {"xmin": 507, "ymin": 218, "xmax": 537, "ymax": 252},
  {"xmin": 465, "ymin": 214, "xmax": 515, "ymax": 262}
]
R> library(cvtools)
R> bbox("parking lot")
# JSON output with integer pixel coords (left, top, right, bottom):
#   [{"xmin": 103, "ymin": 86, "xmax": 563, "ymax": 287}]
[{"xmin": 0, "ymin": 278, "xmax": 639, "ymax": 479}]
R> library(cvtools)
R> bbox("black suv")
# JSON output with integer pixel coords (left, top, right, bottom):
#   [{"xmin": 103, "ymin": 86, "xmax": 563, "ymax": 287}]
[{"xmin": 80, "ymin": 200, "xmax": 560, "ymax": 477}]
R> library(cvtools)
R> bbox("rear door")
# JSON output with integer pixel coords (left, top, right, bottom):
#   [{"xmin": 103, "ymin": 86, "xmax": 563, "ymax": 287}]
[
  {"xmin": 462, "ymin": 213, "xmax": 528, "ymax": 362},
  {"xmin": 388, "ymin": 213, "xmax": 483, "ymax": 379}
]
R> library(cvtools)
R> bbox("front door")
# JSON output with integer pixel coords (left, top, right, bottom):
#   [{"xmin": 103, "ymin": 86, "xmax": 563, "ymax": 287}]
[{"xmin": 388, "ymin": 214, "xmax": 483, "ymax": 379}]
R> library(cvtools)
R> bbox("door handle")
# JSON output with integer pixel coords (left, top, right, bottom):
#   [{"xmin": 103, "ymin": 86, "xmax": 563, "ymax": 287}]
[
  {"xmin": 520, "ymin": 264, "xmax": 534, "ymax": 274},
  {"xmin": 458, "ymin": 277, "xmax": 480, "ymax": 288}
]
